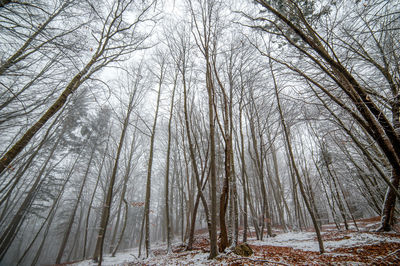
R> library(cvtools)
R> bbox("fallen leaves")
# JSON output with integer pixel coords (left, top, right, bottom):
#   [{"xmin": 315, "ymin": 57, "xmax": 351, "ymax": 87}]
[{"xmin": 121, "ymin": 216, "xmax": 400, "ymax": 265}]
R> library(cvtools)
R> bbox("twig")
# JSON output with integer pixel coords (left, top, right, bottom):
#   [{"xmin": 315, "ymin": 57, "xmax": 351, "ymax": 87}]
[
  {"xmin": 373, "ymin": 248, "xmax": 400, "ymax": 262},
  {"xmin": 129, "ymin": 253, "xmax": 139, "ymax": 262}
]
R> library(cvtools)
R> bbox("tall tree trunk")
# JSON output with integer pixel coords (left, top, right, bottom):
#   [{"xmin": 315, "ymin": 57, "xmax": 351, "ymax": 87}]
[
  {"xmin": 111, "ymin": 126, "xmax": 138, "ymax": 256},
  {"xmin": 112, "ymin": 198, "xmax": 128, "ymax": 257},
  {"xmin": 0, "ymin": 107, "xmax": 63, "ymax": 207},
  {"xmin": 143, "ymin": 64, "xmax": 163, "ymax": 258},
  {"xmin": 206, "ymin": 60, "xmax": 218, "ymax": 258},
  {"xmin": 55, "ymin": 144, "xmax": 96, "ymax": 264},
  {"xmin": 238, "ymin": 105, "xmax": 248, "ymax": 243},
  {"xmin": 164, "ymin": 73, "xmax": 177, "ymax": 254},
  {"xmin": 218, "ymin": 93, "xmax": 232, "ymax": 252},
  {"xmin": 247, "ymin": 113, "xmax": 272, "ymax": 239},
  {"xmin": 230, "ymin": 156, "xmax": 239, "ymax": 247},
  {"xmin": 380, "ymin": 95, "xmax": 400, "ymax": 231},
  {"xmin": 17, "ymin": 149, "xmax": 79, "ymax": 265},
  {"xmin": 93, "ymin": 88, "xmax": 137, "ymax": 264},
  {"xmin": 83, "ymin": 135, "xmax": 109, "ymax": 259},
  {"xmin": 68, "ymin": 205, "xmax": 84, "ymax": 261},
  {"xmin": 271, "ymin": 59, "xmax": 324, "ymax": 254},
  {"xmin": 181, "ymin": 68, "xmax": 212, "ymax": 249},
  {"xmin": 0, "ymin": 125, "xmax": 65, "ymax": 261}
]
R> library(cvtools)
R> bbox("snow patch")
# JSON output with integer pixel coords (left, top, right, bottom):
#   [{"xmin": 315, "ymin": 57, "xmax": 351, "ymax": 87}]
[
  {"xmin": 72, "ymin": 252, "xmax": 137, "ymax": 266},
  {"xmin": 251, "ymin": 232, "xmax": 319, "ymax": 251},
  {"xmin": 71, "ymin": 231, "xmax": 400, "ymax": 265},
  {"xmin": 250, "ymin": 231, "xmax": 400, "ymax": 252},
  {"xmin": 325, "ymin": 232, "xmax": 400, "ymax": 250}
]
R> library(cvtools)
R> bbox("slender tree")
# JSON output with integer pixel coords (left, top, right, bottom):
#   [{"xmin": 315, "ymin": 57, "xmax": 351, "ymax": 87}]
[{"xmin": 142, "ymin": 55, "xmax": 165, "ymax": 258}]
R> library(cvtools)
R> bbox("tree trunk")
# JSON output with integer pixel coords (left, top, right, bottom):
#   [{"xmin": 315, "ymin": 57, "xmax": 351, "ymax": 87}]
[
  {"xmin": 112, "ymin": 198, "xmax": 128, "ymax": 257},
  {"xmin": 164, "ymin": 73, "xmax": 177, "ymax": 253},
  {"xmin": 271, "ymin": 59, "xmax": 324, "ymax": 254},
  {"xmin": 218, "ymin": 93, "xmax": 232, "ymax": 252},
  {"xmin": 93, "ymin": 89, "xmax": 137, "ymax": 264},
  {"xmin": 238, "ymin": 105, "xmax": 248, "ymax": 243},
  {"xmin": 379, "ymin": 98, "xmax": 400, "ymax": 231},
  {"xmin": 143, "ymin": 65, "xmax": 163, "ymax": 258},
  {"xmin": 0, "ymin": 102, "xmax": 66, "ymax": 206},
  {"xmin": 16, "ymin": 150, "xmax": 79, "ymax": 265},
  {"xmin": 181, "ymin": 68, "xmax": 212, "ymax": 249},
  {"xmin": 0, "ymin": 125, "xmax": 65, "ymax": 261},
  {"xmin": 0, "ymin": 70, "xmax": 83, "ymax": 176},
  {"xmin": 206, "ymin": 59, "xmax": 218, "ymax": 259},
  {"xmin": 111, "ymin": 126, "xmax": 138, "ymax": 256},
  {"xmin": 55, "ymin": 144, "xmax": 95, "ymax": 264},
  {"xmin": 378, "ymin": 171, "xmax": 400, "ymax": 231},
  {"xmin": 83, "ymin": 135, "xmax": 109, "ymax": 259}
]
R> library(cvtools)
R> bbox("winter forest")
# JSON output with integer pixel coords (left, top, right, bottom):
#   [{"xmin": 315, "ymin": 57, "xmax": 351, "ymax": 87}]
[{"xmin": 1, "ymin": 0, "xmax": 400, "ymax": 265}]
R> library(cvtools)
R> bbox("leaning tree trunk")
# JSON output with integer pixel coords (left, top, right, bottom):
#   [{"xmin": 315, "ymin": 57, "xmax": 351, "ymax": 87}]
[
  {"xmin": 0, "ymin": 107, "xmax": 64, "ymax": 207},
  {"xmin": 110, "ymin": 126, "xmax": 138, "ymax": 256},
  {"xmin": 379, "ymin": 100, "xmax": 400, "ymax": 231},
  {"xmin": 93, "ymin": 89, "xmax": 137, "ymax": 264},
  {"xmin": 181, "ymin": 69, "xmax": 212, "ymax": 250},
  {"xmin": 16, "ymin": 149, "xmax": 79, "ymax": 265},
  {"xmin": 0, "ymin": 125, "xmax": 65, "ymax": 261},
  {"xmin": 271, "ymin": 59, "xmax": 324, "ymax": 254},
  {"xmin": 111, "ymin": 198, "xmax": 128, "ymax": 257},
  {"xmin": 55, "ymin": 144, "xmax": 95, "ymax": 264},
  {"xmin": 83, "ymin": 134, "xmax": 110, "ymax": 259},
  {"xmin": 0, "ymin": 68, "xmax": 84, "ymax": 176}
]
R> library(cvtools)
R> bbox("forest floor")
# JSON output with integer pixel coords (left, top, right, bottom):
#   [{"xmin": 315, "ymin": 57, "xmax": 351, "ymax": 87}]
[{"xmin": 71, "ymin": 216, "xmax": 400, "ymax": 265}]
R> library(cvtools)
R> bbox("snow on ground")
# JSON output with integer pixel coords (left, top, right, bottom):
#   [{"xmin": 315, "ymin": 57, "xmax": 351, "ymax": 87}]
[
  {"xmin": 251, "ymin": 232, "xmax": 319, "ymax": 251},
  {"xmin": 71, "ymin": 218, "xmax": 400, "ymax": 265},
  {"xmin": 250, "ymin": 231, "xmax": 400, "ymax": 252},
  {"xmin": 73, "ymin": 250, "xmax": 137, "ymax": 266},
  {"xmin": 143, "ymin": 251, "xmax": 210, "ymax": 265},
  {"xmin": 72, "ymin": 249, "xmax": 212, "ymax": 266},
  {"xmin": 325, "ymin": 232, "xmax": 400, "ymax": 250},
  {"xmin": 322, "ymin": 220, "xmax": 382, "ymax": 232}
]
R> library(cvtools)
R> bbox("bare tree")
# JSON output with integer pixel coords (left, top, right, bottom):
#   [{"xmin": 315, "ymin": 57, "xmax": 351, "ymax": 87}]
[
  {"xmin": 0, "ymin": 0, "xmax": 155, "ymax": 176},
  {"xmin": 142, "ymin": 54, "xmax": 165, "ymax": 258},
  {"xmin": 92, "ymin": 66, "xmax": 145, "ymax": 263},
  {"xmin": 248, "ymin": 0, "xmax": 400, "ymax": 231},
  {"xmin": 163, "ymin": 69, "xmax": 177, "ymax": 254}
]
